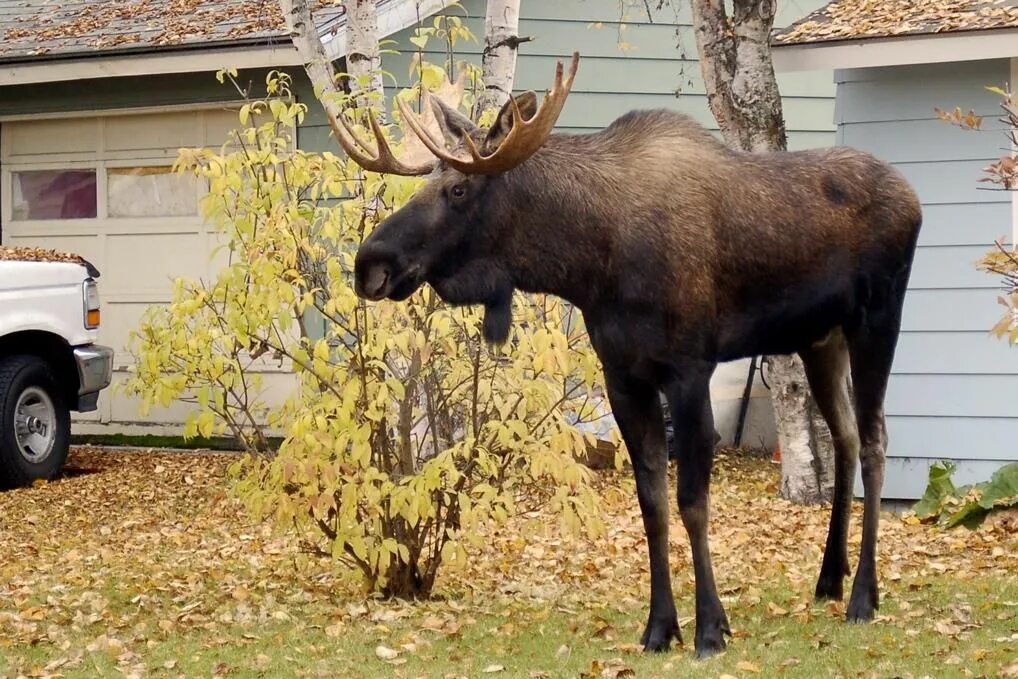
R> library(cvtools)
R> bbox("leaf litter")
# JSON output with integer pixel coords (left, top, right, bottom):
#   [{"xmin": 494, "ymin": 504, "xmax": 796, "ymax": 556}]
[{"xmin": 0, "ymin": 446, "xmax": 1015, "ymax": 677}]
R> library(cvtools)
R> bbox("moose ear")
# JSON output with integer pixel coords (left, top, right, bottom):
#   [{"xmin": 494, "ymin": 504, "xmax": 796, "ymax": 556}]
[
  {"xmin": 483, "ymin": 92, "xmax": 539, "ymax": 152},
  {"xmin": 430, "ymin": 97, "xmax": 480, "ymax": 147}
]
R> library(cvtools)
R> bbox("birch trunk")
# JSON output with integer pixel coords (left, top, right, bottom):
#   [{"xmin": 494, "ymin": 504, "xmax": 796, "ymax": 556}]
[
  {"xmin": 475, "ymin": 0, "xmax": 525, "ymax": 115},
  {"xmin": 279, "ymin": 0, "xmax": 343, "ymax": 109},
  {"xmin": 346, "ymin": 0, "xmax": 386, "ymax": 108},
  {"xmin": 690, "ymin": 0, "xmax": 835, "ymax": 504}
]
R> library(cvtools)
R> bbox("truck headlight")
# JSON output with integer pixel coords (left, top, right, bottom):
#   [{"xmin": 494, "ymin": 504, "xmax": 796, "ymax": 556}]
[{"xmin": 83, "ymin": 278, "xmax": 101, "ymax": 329}]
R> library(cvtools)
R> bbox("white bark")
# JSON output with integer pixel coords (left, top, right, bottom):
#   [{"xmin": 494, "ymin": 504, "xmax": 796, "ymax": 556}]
[
  {"xmin": 768, "ymin": 356, "xmax": 835, "ymax": 504},
  {"xmin": 346, "ymin": 0, "xmax": 386, "ymax": 109},
  {"xmin": 279, "ymin": 0, "xmax": 344, "ymax": 112},
  {"xmin": 689, "ymin": 0, "xmax": 835, "ymax": 504},
  {"xmin": 476, "ymin": 0, "xmax": 525, "ymax": 115}
]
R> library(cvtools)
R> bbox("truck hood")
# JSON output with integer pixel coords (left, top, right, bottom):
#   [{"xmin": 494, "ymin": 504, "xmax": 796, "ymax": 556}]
[{"xmin": 0, "ymin": 260, "xmax": 95, "ymax": 289}]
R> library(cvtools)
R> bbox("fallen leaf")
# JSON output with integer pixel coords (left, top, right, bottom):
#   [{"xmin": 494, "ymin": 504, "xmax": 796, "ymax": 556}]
[
  {"xmin": 737, "ymin": 660, "xmax": 762, "ymax": 673},
  {"xmin": 481, "ymin": 665, "xmax": 505, "ymax": 673},
  {"xmin": 375, "ymin": 645, "xmax": 399, "ymax": 661}
]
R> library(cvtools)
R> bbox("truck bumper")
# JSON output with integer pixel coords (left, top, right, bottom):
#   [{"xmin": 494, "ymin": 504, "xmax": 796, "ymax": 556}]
[{"xmin": 73, "ymin": 344, "xmax": 114, "ymax": 412}]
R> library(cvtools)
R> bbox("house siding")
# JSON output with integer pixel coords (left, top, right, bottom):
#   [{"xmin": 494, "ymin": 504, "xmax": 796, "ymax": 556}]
[
  {"xmin": 836, "ymin": 59, "xmax": 1018, "ymax": 499},
  {"xmin": 298, "ymin": 0, "xmax": 836, "ymax": 155},
  {"xmin": 0, "ymin": 0, "xmax": 837, "ymax": 441}
]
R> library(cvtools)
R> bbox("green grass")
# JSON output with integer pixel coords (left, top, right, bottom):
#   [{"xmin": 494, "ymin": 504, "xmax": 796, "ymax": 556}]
[
  {"xmin": 3, "ymin": 578, "xmax": 1015, "ymax": 678},
  {"xmin": 70, "ymin": 433, "xmax": 282, "ymax": 451},
  {"xmin": 2, "ymin": 448, "xmax": 1014, "ymax": 678}
]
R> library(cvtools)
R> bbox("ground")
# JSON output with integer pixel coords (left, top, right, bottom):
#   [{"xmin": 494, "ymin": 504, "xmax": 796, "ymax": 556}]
[{"xmin": 1, "ymin": 448, "xmax": 1015, "ymax": 679}]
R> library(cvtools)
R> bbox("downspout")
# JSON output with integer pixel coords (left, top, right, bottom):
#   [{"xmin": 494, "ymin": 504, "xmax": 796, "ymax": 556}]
[{"xmin": 733, "ymin": 356, "xmax": 757, "ymax": 448}]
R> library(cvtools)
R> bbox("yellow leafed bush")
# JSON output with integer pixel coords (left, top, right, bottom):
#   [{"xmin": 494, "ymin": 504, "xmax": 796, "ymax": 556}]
[{"xmin": 124, "ymin": 68, "xmax": 617, "ymax": 598}]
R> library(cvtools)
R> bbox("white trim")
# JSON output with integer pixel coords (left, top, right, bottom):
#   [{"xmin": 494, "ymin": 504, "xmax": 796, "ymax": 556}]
[
  {"xmin": 0, "ymin": 99, "xmax": 246, "ymax": 123},
  {"xmin": 1012, "ymin": 58, "xmax": 1018, "ymax": 246},
  {"xmin": 0, "ymin": 45, "xmax": 303, "ymax": 87},
  {"xmin": 773, "ymin": 28, "xmax": 1018, "ymax": 73},
  {"xmin": 0, "ymin": 0, "xmax": 453, "ymax": 88}
]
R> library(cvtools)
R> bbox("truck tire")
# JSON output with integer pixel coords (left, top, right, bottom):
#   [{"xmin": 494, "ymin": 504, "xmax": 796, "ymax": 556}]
[{"xmin": 0, "ymin": 355, "xmax": 71, "ymax": 488}]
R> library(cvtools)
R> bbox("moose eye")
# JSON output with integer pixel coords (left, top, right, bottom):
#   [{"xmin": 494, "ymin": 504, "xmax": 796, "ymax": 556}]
[{"xmin": 450, "ymin": 184, "xmax": 467, "ymax": 200}]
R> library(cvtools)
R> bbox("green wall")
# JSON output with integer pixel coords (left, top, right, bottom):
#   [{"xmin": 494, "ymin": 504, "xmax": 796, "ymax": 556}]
[
  {"xmin": 301, "ymin": 0, "xmax": 836, "ymax": 154},
  {"xmin": 0, "ymin": 0, "xmax": 834, "ymax": 152}
]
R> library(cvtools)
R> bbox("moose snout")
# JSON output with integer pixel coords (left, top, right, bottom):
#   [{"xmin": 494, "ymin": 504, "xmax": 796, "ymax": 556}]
[
  {"xmin": 354, "ymin": 239, "xmax": 425, "ymax": 302},
  {"xmin": 354, "ymin": 245, "xmax": 393, "ymax": 301}
]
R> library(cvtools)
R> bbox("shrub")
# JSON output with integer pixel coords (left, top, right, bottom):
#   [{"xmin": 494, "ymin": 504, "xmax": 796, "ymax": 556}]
[{"xmin": 125, "ymin": 67, "xmax": 613, "ymax": 598}]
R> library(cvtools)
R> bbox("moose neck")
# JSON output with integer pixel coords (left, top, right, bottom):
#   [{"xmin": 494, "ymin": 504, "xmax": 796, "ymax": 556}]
[{"xmin": 497, "ymin": 139, "xmax": 620, "ymax": 310}]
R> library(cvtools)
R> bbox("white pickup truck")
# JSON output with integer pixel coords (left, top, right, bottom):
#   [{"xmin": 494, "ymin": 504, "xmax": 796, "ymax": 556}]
[{"xmin": 0, "ymin": 246, "xmax": 113, "ymax": 487}]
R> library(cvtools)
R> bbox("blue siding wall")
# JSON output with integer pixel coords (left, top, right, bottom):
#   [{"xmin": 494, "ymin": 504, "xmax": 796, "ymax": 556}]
[
  {"xmin": 299, "ymin": 0, "xmax": 836, "ymax": 156},
  {"xmin": 837, "ymin": 59, "xmax": 1018, "ymax": 499}
]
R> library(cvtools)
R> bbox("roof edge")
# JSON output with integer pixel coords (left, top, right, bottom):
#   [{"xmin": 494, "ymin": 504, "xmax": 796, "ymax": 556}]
[
  {"xmin": 0, "ymin": 0, "xmax": 454, "ymax": 87},
  {"xmin": 0, "ymin": 43, "xmax": 303, "ymax": 87},
  {"xmin": 772, "ymin": 26, "xmax": 1018, "ymax": 72}
]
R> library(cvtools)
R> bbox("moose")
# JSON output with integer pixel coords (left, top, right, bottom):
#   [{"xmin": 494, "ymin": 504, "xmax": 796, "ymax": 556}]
[{"xmin": 330, "ymin": 53, "xmax": 922, "ymax": 657}]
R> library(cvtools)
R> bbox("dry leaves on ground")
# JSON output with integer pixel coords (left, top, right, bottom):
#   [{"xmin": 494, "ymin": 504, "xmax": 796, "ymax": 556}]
[{"xmin": 0, "ymin": 447, "xmax": 1015, "ymax": 677}]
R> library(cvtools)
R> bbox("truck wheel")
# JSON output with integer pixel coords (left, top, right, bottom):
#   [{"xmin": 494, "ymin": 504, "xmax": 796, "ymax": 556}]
[{"xmin": 0, "ymin": 355, "xmax": 71, "ymax": 489}]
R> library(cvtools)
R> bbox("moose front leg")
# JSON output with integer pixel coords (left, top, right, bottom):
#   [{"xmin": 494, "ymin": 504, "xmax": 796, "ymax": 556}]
[
  {"xmin": 602, "ymin": 368, "xmax": 680, "ymax": 652},
  {"xmin": 665, "ymin": 365, "xmax": 730, "ymax": 658}
]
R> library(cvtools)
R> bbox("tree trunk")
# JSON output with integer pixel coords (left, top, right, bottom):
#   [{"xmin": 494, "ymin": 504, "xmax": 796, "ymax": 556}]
[
  {"xmin": 475, "ymin": 0, "xmax": 526, "ymax": 115},
  {"xmin": 768, "ymin": 355, "xmax": 836, "ymax": 504},
  {"xmin": 279, "ymin": 0, "xmax": 344, "ymax": 111},
  {"xmin": 689, "ymin": 0, "xmax": 835, "ymax": 504},
  {"xmin": 346, "ymin": 0, "xmax": 386, "ymax": 108}
]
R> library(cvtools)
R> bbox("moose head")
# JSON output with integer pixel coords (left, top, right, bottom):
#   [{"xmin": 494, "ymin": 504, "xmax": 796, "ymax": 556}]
[{"xmin": 328, "ymin": 54, "xmax": 579, "ymax": 344}]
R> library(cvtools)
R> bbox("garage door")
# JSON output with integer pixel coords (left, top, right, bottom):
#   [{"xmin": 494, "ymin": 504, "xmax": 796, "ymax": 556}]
[{"xmin": 0, "ymin": 105, "xmax": 294, "ymax": 434}]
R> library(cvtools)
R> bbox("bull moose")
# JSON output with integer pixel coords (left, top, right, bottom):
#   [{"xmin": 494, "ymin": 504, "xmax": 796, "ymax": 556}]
[{"xmin": 330, "ymin": 53, "xmax": 922, "ymax": 657}]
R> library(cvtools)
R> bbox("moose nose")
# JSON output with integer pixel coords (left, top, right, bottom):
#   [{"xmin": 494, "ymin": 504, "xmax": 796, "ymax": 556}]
[
  {"xmin": 358, "ymin": 262, "xmax": 390, "ymax": 300},
  {"xmin": 354, "ymin": 242, "xmax": 394, "ymax": 300}
]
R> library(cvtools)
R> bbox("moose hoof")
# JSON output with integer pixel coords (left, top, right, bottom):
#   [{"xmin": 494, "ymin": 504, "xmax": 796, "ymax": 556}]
[
  {"xmin": 640, "ymin": 615, "xmax": 681, "ymax": 653},
  {"xmin": 693, "ymin": 611, "xmax": 731, "ymax": 659},
  {"xmin": 846, "ymin": 583, "xmax": 878, "ymax": 623}
]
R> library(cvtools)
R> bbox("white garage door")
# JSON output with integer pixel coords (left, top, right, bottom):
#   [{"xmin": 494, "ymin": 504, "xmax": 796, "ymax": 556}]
[{"xmin": 0, "ymin": 105, "xmax": 294, "ymax": 433}]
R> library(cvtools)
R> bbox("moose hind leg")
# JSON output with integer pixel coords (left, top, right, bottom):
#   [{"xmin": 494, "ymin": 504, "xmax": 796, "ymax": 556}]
[
  {"xmin": 845, "ymin": 292, "xmax": 906, "ymax": 622},
  {"xmin": 800, "ymin": 328, "xmax": 860, "ymax": 601},
  {"xmin": 666, "ymin": 365, "xmax": 729, "ymax": 658},
  {"xmin": 603, "ymin": 369, "xmax": 680, "ymax": 651}
]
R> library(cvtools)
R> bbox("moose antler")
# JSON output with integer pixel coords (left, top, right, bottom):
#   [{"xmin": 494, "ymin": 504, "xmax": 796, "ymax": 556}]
[
  {"xmin": 328, "ymin": 52, "xmax": 579, "ymax": 176},
  {"xmin": 326, "ymin": 69, "xmax": 470, "ymax": 176},
  {"xmin": 327, "ymin": 106, "xmax": 437, "ymax": 177},
  {"xmin": 398, "ymin": 52, "xmax": 580, "ymax": 175}
]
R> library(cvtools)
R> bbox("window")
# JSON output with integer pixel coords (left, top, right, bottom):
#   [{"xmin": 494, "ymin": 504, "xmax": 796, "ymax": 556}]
[
  {"xmin": 108, "ymin": 166, "xmax": 197, "ymax": 217},
  {"xmin": 12, "ymin": 170, "xmax": 97, "ymax": 220}
]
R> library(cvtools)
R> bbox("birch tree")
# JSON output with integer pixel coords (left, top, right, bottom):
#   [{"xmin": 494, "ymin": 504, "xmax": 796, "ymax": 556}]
[
  {"xmin": 279, "ymin": 0, "xmax": 345, "ymax": 114},
  {"xmin": 345, "ymin": 0, "xmax": 386, "ymax": 106},
  {"xmin": 278, "ymin": 0, "xmax": 383, "ymax": 111},
  {"xmin": 689, "ymin": 0, "xmax": 835, "ymax": 504},
  {"xmin": 474, "ymin": 0, "xmax": 529, "ymax": 115}
]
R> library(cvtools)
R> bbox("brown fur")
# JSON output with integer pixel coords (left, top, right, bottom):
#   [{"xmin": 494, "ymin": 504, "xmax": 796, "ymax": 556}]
[{"xmin": 353, "ymin": 105, "xmax": 923, "ymax": 657}]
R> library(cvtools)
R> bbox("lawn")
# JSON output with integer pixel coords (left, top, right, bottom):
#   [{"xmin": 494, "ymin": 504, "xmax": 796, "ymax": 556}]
[{"xmin": 1, "ymin": 448, "xmax": 1015, "ymax": 678}]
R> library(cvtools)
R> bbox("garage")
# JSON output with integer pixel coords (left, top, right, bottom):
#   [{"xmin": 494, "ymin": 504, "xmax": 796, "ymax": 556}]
[{"xmin": 0, "ymin": 104, "xmax": 267, "ymax": 432}]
